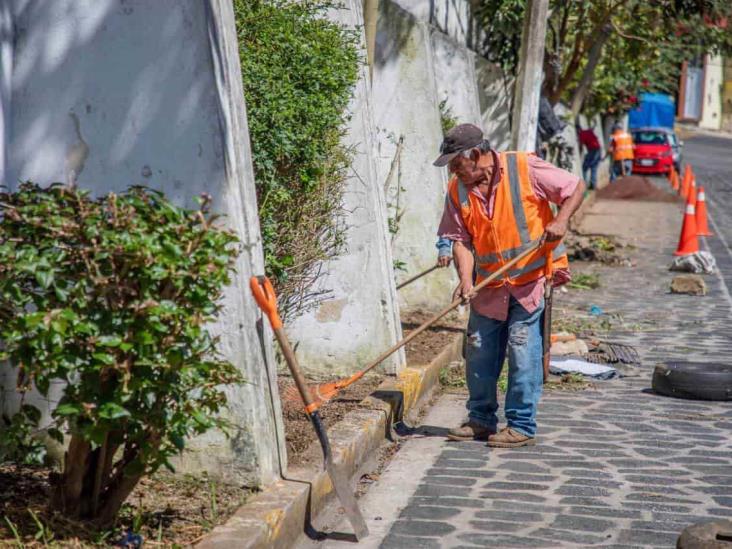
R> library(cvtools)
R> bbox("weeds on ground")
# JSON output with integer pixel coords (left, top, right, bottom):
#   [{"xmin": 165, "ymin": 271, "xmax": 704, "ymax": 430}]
[
  {"xmin": 0, "ymin": 467, "xmax": 252, "ymax": 548},
  {"xmin": 439, "ymin": 362, "xmax": 466, "ymax": 390},
  {"xmin": 545, "ymin": 373, "xmax": 593, "ymax": 391},
  {"xmin": 568, "ymin": 273, "xmax": 601, "ymax": 290}
]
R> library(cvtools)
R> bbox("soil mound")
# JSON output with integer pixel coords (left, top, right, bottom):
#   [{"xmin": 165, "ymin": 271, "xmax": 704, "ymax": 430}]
[{"xmin": 596, "ymin": 175, "xmax": 680, "ymax": 202}]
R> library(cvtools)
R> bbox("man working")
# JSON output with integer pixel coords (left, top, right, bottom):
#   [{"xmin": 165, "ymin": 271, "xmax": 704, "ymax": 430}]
[
  {"xmin": 609, "ymin": 123, "xmax": 634, "ymax": 180},
  {"xmin": 578, "ymin": 125, "xmax": 601, "ymax": 190},
  {"xmin": 435, "ymin": 124, "xmax": 585, "ymax": 448}
]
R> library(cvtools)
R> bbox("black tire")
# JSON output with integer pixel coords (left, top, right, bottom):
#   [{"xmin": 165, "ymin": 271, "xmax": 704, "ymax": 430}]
[
  {"xmin": 677, "ymin": 520, "xmax": 732, "ymax": 548},
  {"xmin": 652, "ymin": 362, "xmax": 732, "ymax": 401}
]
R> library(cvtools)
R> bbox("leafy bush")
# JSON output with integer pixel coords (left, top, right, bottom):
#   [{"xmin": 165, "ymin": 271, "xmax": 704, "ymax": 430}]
[
  {"xmin": 0, "ymin": 184, "xmax": 241, "ymax": 525},
  {"xmin": 235, "ymin": 0, "xmax": 360, "ymax": 320}
]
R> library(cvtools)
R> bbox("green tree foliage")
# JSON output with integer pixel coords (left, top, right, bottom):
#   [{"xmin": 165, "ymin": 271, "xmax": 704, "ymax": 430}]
[
  {"xmin": 477, "ymin": 0, "xmax": 732, "ymax": 116},
  {"xmin": 235, "ymin": 0, "xmax": 360, "ymax": 320},
  {"xmin": 0, "ymin": 184, "xmax": 241, "ymax": 525}
]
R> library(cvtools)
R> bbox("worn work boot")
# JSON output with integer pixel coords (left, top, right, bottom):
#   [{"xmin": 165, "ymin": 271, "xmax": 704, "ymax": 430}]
[
  {"xmin": 486, "ymin": 427, "xmax": 536, "ymax": 448},
  {"xmin": 447, "ymin": 420, "xmax": 494, "ymax": 441}
]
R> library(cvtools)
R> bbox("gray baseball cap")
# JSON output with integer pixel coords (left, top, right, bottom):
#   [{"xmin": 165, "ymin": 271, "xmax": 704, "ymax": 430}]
[{"xmin": 433, "ymin": 123, "xmax": 484, "ymax": 167}]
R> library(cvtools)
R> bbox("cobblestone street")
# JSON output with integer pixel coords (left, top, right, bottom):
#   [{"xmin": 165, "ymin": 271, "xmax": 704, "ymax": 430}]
[{"xmin": 310, "ymin": 134, "xmax": 732, "ymax": 548}]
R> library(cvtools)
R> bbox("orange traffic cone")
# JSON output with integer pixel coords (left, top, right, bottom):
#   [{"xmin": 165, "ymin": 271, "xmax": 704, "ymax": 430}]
[
  {"xmin": 695, "ymin": 186, "xmax": 713, "ymax": 236},
  {"xmin": 670, "ymin": 167, "xmax": 679, "ymax": 191},
  {"xmin": 674, "ymin": 198, "xmax": 699, "ymax": 256},
  {"xmin": 680, "ymin": 165, "xmax": 693, "ymax": 198}
]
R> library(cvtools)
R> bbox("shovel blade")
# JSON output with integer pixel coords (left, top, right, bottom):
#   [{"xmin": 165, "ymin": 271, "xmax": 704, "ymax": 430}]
[{"xmin": 324, "ymin": 452, "xmax": 370, "ymax": 540}]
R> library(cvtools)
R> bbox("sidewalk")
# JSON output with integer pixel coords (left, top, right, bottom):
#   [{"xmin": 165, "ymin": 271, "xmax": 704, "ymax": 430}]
[{"xmin": 308, "ymin": 192, "xmax": 732, "ymax": 548}]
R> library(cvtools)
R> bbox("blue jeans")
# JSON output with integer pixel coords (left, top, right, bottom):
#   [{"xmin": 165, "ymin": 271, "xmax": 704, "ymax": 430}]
[
  {"xmin": 611, "ymin": 159, "xmax": 633, "ymax": 180},
  {"xmin": 582, "ymin": 149, "xmax": 601, "ymax": 189},
  {"xmin": 465, "ymin": 297, "xmax": 544, "ymax": 437}
]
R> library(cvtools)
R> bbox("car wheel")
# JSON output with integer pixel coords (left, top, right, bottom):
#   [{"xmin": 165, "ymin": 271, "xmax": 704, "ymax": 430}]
[
  {"xmin": 677, "ymin": 520, "xmax": 732, "ymax": 548},
  {"xmin": 652, "ymin": 362, "xmax": 732, "ymax": 401}
]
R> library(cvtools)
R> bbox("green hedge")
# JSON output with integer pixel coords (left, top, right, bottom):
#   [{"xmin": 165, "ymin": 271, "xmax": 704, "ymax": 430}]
[{"xmin": 235, "ymin": 0, "xmax": 360, "ymax": 320}]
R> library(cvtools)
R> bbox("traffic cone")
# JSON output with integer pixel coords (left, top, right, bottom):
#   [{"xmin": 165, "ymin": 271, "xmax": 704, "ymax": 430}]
[
  {"xmin": 680, "ymin": 165, "xmax": 692, "ymax": 198},
  {"xmin": 669, "ymin": 167, "xmax": 679, "ymax": 191},
  {"xmin": 695, "ymin": 186, "xmax": 713, "ymax": 236},
  {"xmin": 674, "ymin": 198, "xmax": 699, "ymax": 256}
]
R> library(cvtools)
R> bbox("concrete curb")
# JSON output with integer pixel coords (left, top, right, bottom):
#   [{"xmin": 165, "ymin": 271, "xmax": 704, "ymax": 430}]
[{"xmin": 197, "ymin": 332, "xmax": 464, "ymax": 549}]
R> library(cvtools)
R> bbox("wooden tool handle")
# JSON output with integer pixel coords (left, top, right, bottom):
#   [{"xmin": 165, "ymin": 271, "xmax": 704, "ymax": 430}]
[
  {"xmin": 251, "ymin": 276, "xmax": 319, "ymax": 413},
  {"xmin": 359, "ymin": 240, "xmax": 543, "ymax": 377},
  {"xmin": 396, "ymin": 264, "xmax": 440, "ymax": 290}
]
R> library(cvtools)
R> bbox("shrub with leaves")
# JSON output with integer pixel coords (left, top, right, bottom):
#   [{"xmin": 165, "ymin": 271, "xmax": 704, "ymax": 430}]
[
  {"xmin": 0, "ymin": 183, "xmax": 242, "ymax": 525},
  {"xmin": 235, "ymin": 0, "xmax": 359, "ymax": 320}
]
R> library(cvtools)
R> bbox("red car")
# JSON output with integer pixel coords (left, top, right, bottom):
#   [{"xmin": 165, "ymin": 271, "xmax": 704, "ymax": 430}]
[{"xmin": 631, "ymin": 127, "xmax": 678, "ymax": 175}]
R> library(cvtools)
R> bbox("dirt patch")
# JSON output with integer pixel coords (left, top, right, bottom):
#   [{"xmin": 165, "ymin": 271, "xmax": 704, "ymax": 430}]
[
  {"xmin": 402, "ymin": 310, "xmax": 465, "ymax": 365},
  {"xmin": 565, "ymin": 233, "xmax": 632, "ymax": 266},
  {"xmin": 596, "ymin": 175, "xmax": 680, "ymax": 202},
  {"xmin": 0, "ymin": 465, "xmax": 252, "ymax": 547},
  {"xmin": 279, "ymin": 374, "xmax": 383, "ymax": 467},
  {"xmin": 279, "ymin": 310, "xmax": 465, "ymax": 466}
]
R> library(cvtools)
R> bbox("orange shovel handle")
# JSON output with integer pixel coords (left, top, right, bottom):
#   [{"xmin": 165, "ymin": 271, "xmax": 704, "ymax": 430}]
[{"xmin": 249, "ymin": 276, "xmax": 283, "ymax": 330}]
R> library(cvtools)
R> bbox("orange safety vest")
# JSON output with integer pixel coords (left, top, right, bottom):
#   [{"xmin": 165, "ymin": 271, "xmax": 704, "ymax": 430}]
[
  {"xmin": 611, "ymin": 130, "xmax": 634, "ymax": 161},
  {"xmin": 448, "ymin": 151, "xmax": 568, "ymax": 288}
]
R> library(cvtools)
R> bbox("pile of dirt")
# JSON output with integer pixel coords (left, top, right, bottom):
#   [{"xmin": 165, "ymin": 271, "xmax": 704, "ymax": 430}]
[{"xmin": 596, "ymin": 175, "xmax": 680, "ymax": 202}]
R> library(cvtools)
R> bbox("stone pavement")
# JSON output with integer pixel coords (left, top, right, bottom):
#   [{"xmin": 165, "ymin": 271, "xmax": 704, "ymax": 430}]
[{"xmin": 306, "ymin": 170, "xmax": 732, "ymax": 548}]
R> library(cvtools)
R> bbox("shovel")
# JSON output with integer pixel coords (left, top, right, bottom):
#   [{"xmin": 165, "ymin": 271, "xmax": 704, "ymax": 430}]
[{"xmin": 250, "ymin": 276, "xmax": 369, "ymax": 541}]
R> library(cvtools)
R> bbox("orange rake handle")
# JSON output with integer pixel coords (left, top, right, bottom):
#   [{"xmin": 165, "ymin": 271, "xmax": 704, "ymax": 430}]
[{"xmin": 250, "ymin": 275, "xmax": 283, "ymax": 330}]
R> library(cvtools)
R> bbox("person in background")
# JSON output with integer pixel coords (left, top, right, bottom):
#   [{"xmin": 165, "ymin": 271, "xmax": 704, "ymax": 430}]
[
  {"xmin": 608, "ymin": 123, "xmax": 634, "ymax": 181},
  {"xmin": 578, "ymin": 125, "xmax": 601, "ymax": 190}
]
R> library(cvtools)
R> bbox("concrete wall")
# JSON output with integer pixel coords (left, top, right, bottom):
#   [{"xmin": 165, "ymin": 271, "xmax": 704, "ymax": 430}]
[
  {"xmin": 700, "ymin": 54, "xmax": 723, "ymax": 130},
  {"xmin": 373, "ymin": 1, "xmax": 456, "ymax": 312},
  {"xmin": 476, "ymin": 57, "xmax": 512, "ymax": 150},
  {"xmin": 431, "ymin": 29, "xmax": 482, "ymax": 128},
  {"xmin": 0, "ymin": 0, "xmax": 284, "ymax": 487},
  {"xmin": 284, "ymin": 0, "xmax": 404, "ymax": 377},
  {"xmin": 391, "ymin": 0, "xmax": 486, "ymax": 52}
]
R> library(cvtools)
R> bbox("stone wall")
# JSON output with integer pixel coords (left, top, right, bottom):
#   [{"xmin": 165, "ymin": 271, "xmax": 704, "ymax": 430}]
[{"xmin": 0, "ymin": 0, "xmax": 284, "ymax": 487}]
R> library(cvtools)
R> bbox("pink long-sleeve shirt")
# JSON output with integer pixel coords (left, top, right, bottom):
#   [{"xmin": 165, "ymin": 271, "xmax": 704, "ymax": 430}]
[{"xmin": 438, "ymin": 152, "xmax": 580, "ymax": 321}]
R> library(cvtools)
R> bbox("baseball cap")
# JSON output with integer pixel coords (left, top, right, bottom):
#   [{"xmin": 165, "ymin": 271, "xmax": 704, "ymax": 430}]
[{"xmin": 433, "ymin": 123, "xmax": 484, "ymax": 167}]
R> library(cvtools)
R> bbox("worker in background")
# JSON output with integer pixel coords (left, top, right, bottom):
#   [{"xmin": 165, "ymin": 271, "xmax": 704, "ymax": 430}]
[
  {"xmin": 434, "ymin": 124, "xmax": 585, "ymax": 448},
  {"xmin": 609, "ymin": 123, "xmax": 634, "ymax": 181},
  {"xmin": 578, "ymin": 125, "xmax": 601, "ymax": 190}
]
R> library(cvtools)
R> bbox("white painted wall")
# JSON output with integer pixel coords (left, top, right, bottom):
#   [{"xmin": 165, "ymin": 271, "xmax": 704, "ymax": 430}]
[
  {"xmin": 431, "ymin": 29, "xmax": 483, "ymax": 128},
  {"xmin": 373, "ymin": 1, "xmax": 456, "ymax": 312},
  {"xmin": 476, "ymin": 57, "xmax": 512, "ymax": 150},
  {"xmin": 1, "ymin": 0, "xmax": 284, "ymax": 487},
  {"xmin": 285, "ymin": 0, "xmax": 405, "ymax": 377},
  {"xmin": 391, "ymin": 0, "xmax": 485, "ymax": 51},
  {"xmin": 700, "ymin": 54, "xmax": 723, "ymax": 131}
]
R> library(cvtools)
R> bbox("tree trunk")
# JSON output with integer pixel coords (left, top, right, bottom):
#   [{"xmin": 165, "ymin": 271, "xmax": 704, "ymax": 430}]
[
  {"xmin": 363, "ymin": 0, "xmax": 378, "ymax": 82},
  {"xmin": 569, "ymin": 24, "xmax": 612, "ymax": 117}
]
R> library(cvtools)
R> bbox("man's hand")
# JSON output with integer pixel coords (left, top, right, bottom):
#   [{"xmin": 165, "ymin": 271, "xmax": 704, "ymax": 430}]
[
  {"xmin": 437, "ymin": 255, "xmax": 452, "ymax": 267},
  {"xmin": 543, "ymin": 218, "xmax": 568, "ymax": 242},
  {"xmin": 452, "ymin": 279, "xmax": 475, "ymax": 303}
]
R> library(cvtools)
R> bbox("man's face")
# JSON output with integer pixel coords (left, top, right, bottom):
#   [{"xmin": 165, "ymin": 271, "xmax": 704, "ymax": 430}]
[{"xmin": 449, "ymin": 150, "xmax": 485, "ymax": 185}]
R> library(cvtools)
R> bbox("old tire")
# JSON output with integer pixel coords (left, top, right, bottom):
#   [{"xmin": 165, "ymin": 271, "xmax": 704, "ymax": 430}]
[
  {"xmin": 677, "ymin": 520, "xmax": 732, "ymax": 548},
  {"xmin": 652, "ymin": 362, "xmax": 732, "ymax": 401}
]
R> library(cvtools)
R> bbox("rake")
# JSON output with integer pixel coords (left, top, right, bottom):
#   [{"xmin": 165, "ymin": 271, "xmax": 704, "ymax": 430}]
[{"xmin": 281, "ymin": 240, "xmax": 544, "ymax": 408}]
